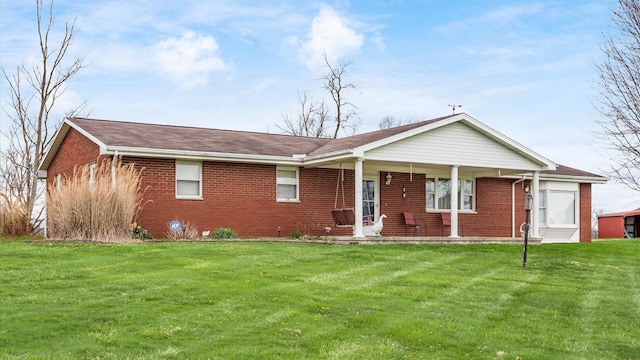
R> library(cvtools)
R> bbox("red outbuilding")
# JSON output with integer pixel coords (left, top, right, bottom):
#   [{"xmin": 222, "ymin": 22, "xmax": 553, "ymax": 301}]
[{"xmin": 598, "ymin": 209, "xmax": 640, "ymax": 238}]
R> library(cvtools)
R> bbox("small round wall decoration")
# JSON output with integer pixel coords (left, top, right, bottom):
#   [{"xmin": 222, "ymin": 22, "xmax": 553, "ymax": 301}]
[{"xmin": 169, "ymin": 220, "xmax": 181, "ymax": 233}]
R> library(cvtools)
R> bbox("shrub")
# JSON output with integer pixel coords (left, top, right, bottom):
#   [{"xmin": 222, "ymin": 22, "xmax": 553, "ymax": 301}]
[
  {"xmin": 47, "ymin": 158, "xmax": 147, "ymax": 242},
  {"xmin": 165, "ymin": 220, "xmax": 199, "ymax": 240},
  {"xmin": 211, "ymin": 227, "xmax": 237, "ymax": 239},
  {"xmin": 290, "ymin": 231, "xmax": 302, "ymax": 239},
  {"xmin": 131, "ymin": 222, "xmax": 152, "ymax": 240}
]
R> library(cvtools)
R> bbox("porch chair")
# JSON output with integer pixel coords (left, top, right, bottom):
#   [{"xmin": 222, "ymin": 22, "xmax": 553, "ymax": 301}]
[
  {"xmin": 441, "ymin": 213, "xmax": 463, "ymax": 236},
  {"xmin": 402, "ymin": 211, "xmax": 427, "ymax": 236}
]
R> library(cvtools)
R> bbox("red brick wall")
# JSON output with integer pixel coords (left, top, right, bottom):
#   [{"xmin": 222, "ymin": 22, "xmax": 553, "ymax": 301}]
[
  {"xmin": 126, "ymin": 158, "xmax": 357, "ymax": 238},
  {"xmin": 377, "ymin": 174, "xmax": 523, "ymax": 237},
  {"xmin": 579, "ymin": 183, "xmax": 592, "ymax": 242},
  {"xmin": 46, "ymin": 128, "xmax": 102, "ymax": 187}
]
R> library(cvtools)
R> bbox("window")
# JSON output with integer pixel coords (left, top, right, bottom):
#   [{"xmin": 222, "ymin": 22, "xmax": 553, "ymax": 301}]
[
  {"xmin": 276, "ymin": 167, "xmax": 299, "ymax": 201},
  {"xmin": 426, "ymin": 177, "xmax": 475, "ymax": 211},
  {"xmin": 89, "ymin": 163, "xmax": 96, "ymax": 190},
  {"xmin": 538, "ymin": 190, "xmax": 546, "ymax": 226},
  {"xmin": 56, "ymin": 173, "xmax": 62, "ymax": 191},
  {"xmin": 461, "ymin": 179, "xmax": 474, "ymax": 210},
  {"xmin": 176, "ymin": 160, "xmax": 202, "ymax": 199},
  {"xmin": 548, "ymin": 191, "xmax": 576, "ymax": 225},
  {"xmin": 426, "ymin": 178, "xmax": 436, "ymax": 209}
]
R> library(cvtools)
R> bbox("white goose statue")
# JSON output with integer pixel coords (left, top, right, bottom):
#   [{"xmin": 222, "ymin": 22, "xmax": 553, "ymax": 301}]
[{"xmin": 372, "ymin": 214, "xmax": 387, "ymax": 237}]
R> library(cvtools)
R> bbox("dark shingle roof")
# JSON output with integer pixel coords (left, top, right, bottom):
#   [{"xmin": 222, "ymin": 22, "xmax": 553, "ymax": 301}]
[
  {"xmin": 69, "ymin": 117, "xmax": 330, "ymax": 157},
  {"xmin": 61, "ymin": 116, "xmax": 606, "ymax": 182},
  {"xmin": 542, "ymin": 164, "xmax": 605, "ymax": 179},
  {"xmin": 307, "ymin": 116, "xmax": 451, "ymax": 156},
  {"xmin": 68, "ymin": 115, "xmax": 454, "ymax": 157}
]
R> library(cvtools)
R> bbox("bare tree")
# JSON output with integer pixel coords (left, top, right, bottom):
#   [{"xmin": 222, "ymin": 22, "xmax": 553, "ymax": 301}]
[
  {"xmin": 595, "ymin": 0, "xmax": 640, "ymax": 192},
  {"xmin": 1, "ymin": 0, "xmax": 87, "ymax": 234},
  {"xmin": 321, "ymin": 52, "xmax": 360, "ymax": 138},
  {"xmin": 378, "ymin": 115, "xmax": 402, "ymax": 129},
  {"xmin": 277, "ymin": 91, "xmax": 330, "ymax": 137}
]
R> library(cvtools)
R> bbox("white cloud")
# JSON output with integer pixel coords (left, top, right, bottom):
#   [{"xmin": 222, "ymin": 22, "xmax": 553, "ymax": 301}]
[
  {"xmin": 300, "ymin": 5, "xmax": 364, "ymax": 72},
  {"xmin": 154, "ymin": 32, "xmax": 227, "ymax": 88}
]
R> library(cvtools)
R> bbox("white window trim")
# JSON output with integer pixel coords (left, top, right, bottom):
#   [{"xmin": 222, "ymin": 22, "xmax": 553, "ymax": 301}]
[
  {"xmin": 176, "ymin": 160, "xmax": 203, "ymax": 200},
  {"xmin": 276, "ymin": 166, "xmax": 299, "ymax": 202},
  {"xmin": 426, "ymin": 177, "xmax": 476, "ymax": 212},
  {"xmin": 89, "ymin": 162, "xmax": 96, "ymax": 190},
  {"xmin": 56, "ymin": 173, "xmax": 62, "ymax": 191},
  {"xmin": 538, "ymin": 190, "xmax": 547, "ymax": 226},
  {"xmin": 545, "ymin": 189, "xmax": 578, "ymax": 229}
]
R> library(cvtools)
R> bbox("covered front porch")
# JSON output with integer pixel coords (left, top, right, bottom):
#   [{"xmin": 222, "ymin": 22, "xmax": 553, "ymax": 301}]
[
  {"xmin": 312, "ymin": 161, "xmax": 544, "ymax": 241},
  {"xmin": 300, "ymin": 115, "xmax": 554, "ymax": 240}
]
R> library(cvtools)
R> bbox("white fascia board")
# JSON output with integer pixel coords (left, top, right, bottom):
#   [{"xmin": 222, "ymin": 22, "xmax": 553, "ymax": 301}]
[
  {"xmin": 540, "ymin": 174, "xmax": 609, "ymax": 184},
  {"xmin": 102, "ymin": 146, "xmax": 304, "ymax": 166},
  {"xmin": 299, "ymin": 149, "xmax": 355, "ymax": 166},
  {"xmin": 67, "ymin": 118, "xmax": 108, "ymax": 149},
  {"xmin": 39, "ymin": 118, "xmax": 108, "ymax": 171},
  {"xmin": 501, "ymin": 173, "xmax": 609, "ymax": 184}
]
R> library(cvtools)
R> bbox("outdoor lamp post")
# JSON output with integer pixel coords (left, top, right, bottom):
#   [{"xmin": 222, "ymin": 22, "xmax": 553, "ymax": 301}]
[{"xmin": 523, "ymin": 186, "xmax": 533, "ymax": 268}]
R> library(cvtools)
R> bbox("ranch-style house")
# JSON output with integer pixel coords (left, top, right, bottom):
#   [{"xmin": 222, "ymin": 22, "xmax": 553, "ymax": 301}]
[{"xmin": 39, "ymin": 113, "xmax": 608, "ymax": 243}]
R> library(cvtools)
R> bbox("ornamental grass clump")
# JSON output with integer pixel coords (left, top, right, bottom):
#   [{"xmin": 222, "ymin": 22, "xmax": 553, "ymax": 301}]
[
  {"xmin": 0, "ymin": 195, "xmax": 32, "ymax": 237},
  {"xmin": 47, "ymin": 159, "xmax": 147, "ymax": 242},
  {"xmin": 165, "ymin": 220, "xmax": 199, "ymax": 240}
]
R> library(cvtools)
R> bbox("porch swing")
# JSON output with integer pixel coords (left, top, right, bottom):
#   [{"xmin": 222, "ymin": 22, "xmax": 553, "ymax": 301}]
[{"xmin": 331, "ymin": 165, "xmax": 356, "ymax": 227}]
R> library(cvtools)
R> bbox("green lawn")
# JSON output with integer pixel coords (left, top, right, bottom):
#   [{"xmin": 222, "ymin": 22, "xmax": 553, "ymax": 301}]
[{"xmin": 0, "ymin": 240, "xmax": 638, "ymax": 359}]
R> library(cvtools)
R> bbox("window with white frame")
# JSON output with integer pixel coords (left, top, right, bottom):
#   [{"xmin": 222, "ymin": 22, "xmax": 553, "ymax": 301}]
[
  {"xmin": 89, "ymin": 162, "xmax": 96, "ymax": 190},
  {"xmin": 548, "ymin": 190, "xmax": 576, "ymax": 225},
  {"xmin": 426, "ymin": 178, "xmax": 475, "ymax": 211},
  {"xmin": 538, "ymin": 190, "xmax": 547, "ymax": 226},
  {"xmin": 176, "ymin": 160, "xmax": 202, "ymax": 199},
  {"xmin": 276, "ymin": 167, "xmax": 299, "ymax": 201}
]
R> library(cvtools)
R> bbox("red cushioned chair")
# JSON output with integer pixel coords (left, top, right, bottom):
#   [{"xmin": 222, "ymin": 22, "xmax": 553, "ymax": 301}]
[
  {"xmin": 441, "ymin": 213, "xmax": 463, "ymax": 236},
  {"xmin": 403, "ymin": 211, "xmax": 427, "ymax": 236}
]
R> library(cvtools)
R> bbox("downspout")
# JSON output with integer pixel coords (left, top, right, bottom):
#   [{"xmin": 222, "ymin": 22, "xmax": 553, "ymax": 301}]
[{"xmin": 511, "ymin": 176, "xmax": 526, "ymax": 237}]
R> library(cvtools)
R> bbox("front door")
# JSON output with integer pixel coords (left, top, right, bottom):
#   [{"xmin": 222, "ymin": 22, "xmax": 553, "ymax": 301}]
[{"xmin": 362, "ymin": 174, "xmax": 380, "ymax": 236}]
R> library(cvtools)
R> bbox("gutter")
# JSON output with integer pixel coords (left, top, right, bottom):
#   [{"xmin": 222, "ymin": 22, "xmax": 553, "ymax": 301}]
[{"xmin": 101, "ymin": 146, "xmax": 305, "ymax": 166}]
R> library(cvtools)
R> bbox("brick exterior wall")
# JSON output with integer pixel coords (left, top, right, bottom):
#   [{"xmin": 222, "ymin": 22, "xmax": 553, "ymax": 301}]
[
  {"xmin": 46, "ymin": 128, "xmax": 102, "ymax": 182},
  {"xmin": 101, "ymin": 162, "xmax": 533, "ymax": 239},
  {"xmin": 44, "ymin": 129, "xmax": 594, "ymax": 241},
  {"xmin": 579, "ymin": 183, "xmax": 592, "ymax": 242},
  {"xmin": 378, "ymin": 174, "xmax": 525, "ymax": 237},
  {"xmin": 127, "ymin": 158, "xmax": 358, "ymax": 238}
]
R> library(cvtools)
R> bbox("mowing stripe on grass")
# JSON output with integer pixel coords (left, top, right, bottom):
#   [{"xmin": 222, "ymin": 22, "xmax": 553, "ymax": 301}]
[{"xmin": 1, "ymin": 241, "xmax": 639, "ymax": 359}]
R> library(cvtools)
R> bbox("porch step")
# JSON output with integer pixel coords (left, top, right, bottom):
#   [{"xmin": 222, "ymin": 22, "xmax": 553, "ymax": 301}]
[{"xmin": 330, "ymin": 236, "xmax": 540, "ymax": 245}]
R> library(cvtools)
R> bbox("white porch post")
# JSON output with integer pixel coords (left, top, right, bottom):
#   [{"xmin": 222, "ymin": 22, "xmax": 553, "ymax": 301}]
[
  {"xmin": 450, "ymin": 165, "xmax": 459, "ymax": 238},
  {"xmin": 532, "ymin": 171, "xmax": 540, "ymax": 238},
  {"xmin": 354, "ymin": 157, "xmax": 365, "ymax": 238}
]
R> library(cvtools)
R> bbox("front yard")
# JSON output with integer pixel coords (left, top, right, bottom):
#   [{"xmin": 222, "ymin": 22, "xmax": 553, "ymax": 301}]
[{"xmin": 0, "ymin": 239, "xmax": 638, "ymax": 359}]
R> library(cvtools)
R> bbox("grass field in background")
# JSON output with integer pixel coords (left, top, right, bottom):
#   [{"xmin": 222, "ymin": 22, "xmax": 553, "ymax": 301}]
[{"xmin": 0, "ymin": 239, "xmax": 638, "ymax": 359}]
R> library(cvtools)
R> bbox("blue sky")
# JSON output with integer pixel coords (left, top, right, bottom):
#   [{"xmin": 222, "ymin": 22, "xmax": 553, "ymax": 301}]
[{"xmin": 1, "ymin": 0, "xmax": 638, "ymax": 213}]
